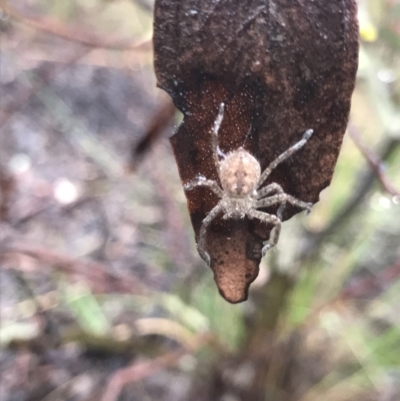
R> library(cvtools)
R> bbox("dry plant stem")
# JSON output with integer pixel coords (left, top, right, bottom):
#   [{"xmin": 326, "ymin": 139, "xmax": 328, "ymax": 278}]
[
  {"xmin": 101, "ymin": 333, "xmax": 211, "ymax": 401},
  {"xmin": 129, "ymin": 99, "xmax": 176, "ymax": 171},
  {"xmin": 290, "ymin": 257, "xmax": 400, "ymax": 338},
  {"xmin": 146, "ymin": 146, "xmax": 194, "ymax": 269},
  {"xmin": 102, "ymin": 350, "xmax": 187, "ymax": 401},
  {"xmin": 0, "ymin": 168, "xmax": 15, "ymax": 221},
  {"xmin": 0, "ymin": 1, "xmax": 152, "ymax": 127},
  {"xmin": 245, "ymin": 271, "xmax": 294, "ymax": 351},
  {"xmin": 9, "ymin": 268, "xmax": 61, "ymax": 344},
  {"xmin": 0, "ymin": 47, "xmax": 92, "ymax": 127},
  {"xmin": 1, "ymin": 243, "xmax": 148, "ymax": 295},
  {"xmin": 348, "ymin": 123, "xmax": 400, "ymax": 198},
  {"xmin": 340, "ymin": 257, "xmax": 400, "ymax": 299},
  {"xmin": 0, "ymin": 1, "xmax": 152, "ymax": 52},
  {"xmin": 300, "ymin": 136, "xmax": 400, "ymax": 259}
]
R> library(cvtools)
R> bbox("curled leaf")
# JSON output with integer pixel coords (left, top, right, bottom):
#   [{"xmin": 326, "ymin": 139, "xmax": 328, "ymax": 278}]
[{"xmin": 153, "ymin": 0, "xmax": 359, "ymax": 302}]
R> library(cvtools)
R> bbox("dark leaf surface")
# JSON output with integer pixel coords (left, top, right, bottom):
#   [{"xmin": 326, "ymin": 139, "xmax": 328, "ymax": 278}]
[{"xmin": 153, "ymin": 0, "xmax": 359, "ymax": 303}]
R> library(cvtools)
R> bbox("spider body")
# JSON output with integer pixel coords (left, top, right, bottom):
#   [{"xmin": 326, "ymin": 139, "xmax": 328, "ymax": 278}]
[
  {"xmin": 184, "ymin": 103, "xmax": 313, "ymax": 265},
  {"xmin": 220, "ymin": 148, "xmax": 261, "ymax": 198},
  {"xmin": 218, "ymin": 148, "xmax": 260, "ymax": 218}
]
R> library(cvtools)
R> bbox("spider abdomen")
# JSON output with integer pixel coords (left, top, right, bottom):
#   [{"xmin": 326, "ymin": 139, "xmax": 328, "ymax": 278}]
[{"xmin": 219, "ymin": 148, "xmax": 261, "ymax": 197}]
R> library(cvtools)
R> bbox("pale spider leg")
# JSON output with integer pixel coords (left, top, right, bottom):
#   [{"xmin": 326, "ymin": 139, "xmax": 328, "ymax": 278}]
[
  {"xmin": 257, "ymin": 183, "xmax": 285, "ymax": 199},
  {"xmin": 276, "ymin": 202, "xmax": 285, "ymax": 220},
  {"xmin": 197, "ymin": 202, "xmax": 225, "ymax": 265},
  {"xmin": 256, "ymin": 194, "xmax": 312, "ymax": 212},
  {"xmin": 261, "ymin": 203, "xmax": 286, "ymax": 255},
  {"xmin": 211, "ymin": 103, "xmax": 226, "ymax": 172},
  {"xmin": 184, "ymin": 178, "xmax": 224, "ymax": 198},
  {"xmin": 257, "ymin": 129, "xmax": 314, "ymax": 189},
  {"xmin": 247, "ymin": 209, "xmax": 282, "ymax": 256}
]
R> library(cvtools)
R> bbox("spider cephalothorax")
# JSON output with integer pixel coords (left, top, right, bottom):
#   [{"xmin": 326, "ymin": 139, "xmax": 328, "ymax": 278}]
[{"xmin": 185, "ymin": 103, "xmax": 313, "ymax": 265}]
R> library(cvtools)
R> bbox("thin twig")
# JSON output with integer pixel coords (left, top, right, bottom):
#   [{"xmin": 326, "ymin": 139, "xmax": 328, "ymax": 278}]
[
  {"xmin": 145, "ymin": 144, "xmax": 194, "ymax": 270},
  {"xmin": 348, "ymin": 123, "xmax": 400, "ymax": 198},
  {"xmin": 292, "ymin": 257, "xmax": 400, "ymax": 334},
  {"xmin": 1, "ymin": 1, "xmax": 152, "ymax": 52},
  {"xmin": 0, "ymin": 168, "xmax": 15, "ymax": 222},
  {"xmin": 299, "ymin": 134, "xmax": 400, "ymax": 259},
  {"xmin": 9, "ymin": 268, "xmax": 61, "ymax": 345},
  {"xmin": 0, "ymin": 0, "xmax": 152, "ymax": 127},
  {"xmin": 102, "ymin": 349, "xmax": 188, "ymax": 401},
  {"xmin": 0, "ymin": 47, "xmax": 92, "ymax": 127},
  {"xmin": 1, "ymin": 243, "xmax": 148, "ymax": 295},
  {"xmin": 129, "ymin": 98, "xmax": 176, "ymax": 171},
  {"xmin": 101, "ymin": 333, "xmax": 212, "ymax": 401},
  {"xmin": 340, "ymin": 257, "xmax": 400, "ymax": 300}
]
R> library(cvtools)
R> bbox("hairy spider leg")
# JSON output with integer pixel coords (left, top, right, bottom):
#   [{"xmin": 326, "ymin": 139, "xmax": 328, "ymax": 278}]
[
  {"xmin": 211, "ymin": 103, "xmax": 225, "ymax": 172},
  {"xmin": 197, "ymin": 202, "xmax": 224, "ymax": 265},
  {"xmin": 255, "ymin": 194, "xmax": 312, "ymax": 212},
  {"xmin": 261, "ymin": 203, "xmax": 286, "ymax": 255},
  {"xmin": 258, "ymin": 129, "xmax": 314, "ymax": 189},
  {"xmin": 184, "ymin": 178, "xmax": 224, "ymax": 198},
  {"xmin": 257, "ymin": 182, "xmax": 286, "ymax": 199},
  {"xmin": 255, "ymin": 185, "xmax": 312, "ymax": 254},
  {"xmin": 277, "ymin": 203, "xmax": 285, "ymax": 220},
  {"xmin": 248, "ymin": 209, "xmax": 282, "ymax": 256}
]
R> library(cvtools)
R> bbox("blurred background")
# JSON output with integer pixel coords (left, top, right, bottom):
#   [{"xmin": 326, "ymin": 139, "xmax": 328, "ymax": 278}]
[{"xmin": 0, "ymin": 0, "xmax": 399, "ymax": 400}]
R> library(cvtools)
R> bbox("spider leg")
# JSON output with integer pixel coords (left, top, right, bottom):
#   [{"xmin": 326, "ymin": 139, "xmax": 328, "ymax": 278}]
[
  {"xmin": 197, "ymin": 202, "xmax": 224, "ymax": 265},
  {"xmin": 261, "ymin": 203, "xmax": 287, "ymax": 255},
  {"xmin": 248, "ymin": 209, "xmax": 282, "ymax": 256},
  {"xmin": 276, "ymin": 203, "xmax": 285, "ymax": 220},
  {"xmin": 257, "ymin": 183, "xmax": 285, "ymax": 199},
  {"xmin": 211, "ymin": 103, "xmax": 225, "ymax": 172},
  {"xmin": 258, "ymin": 129, "xmax": 313, "ymax": 189},
  {"xmin": 184, "ymin": 178, "xmax": 224, "ymax": 198},
  {"xmin": 256, "ymin": 194, "xmax": 313, "ymax": 213}
]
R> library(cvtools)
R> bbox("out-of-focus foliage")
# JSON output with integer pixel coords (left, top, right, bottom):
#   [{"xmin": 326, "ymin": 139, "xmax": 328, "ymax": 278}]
[{"xmin": 0, "ymin": 1, "xmax": 399, "ymax": 400}]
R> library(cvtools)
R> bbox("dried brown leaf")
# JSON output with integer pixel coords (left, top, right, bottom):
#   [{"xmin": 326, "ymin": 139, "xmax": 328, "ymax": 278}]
[{"xmin": 153, "ymin": 0, "xmax": 359, "ymax": 302}]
